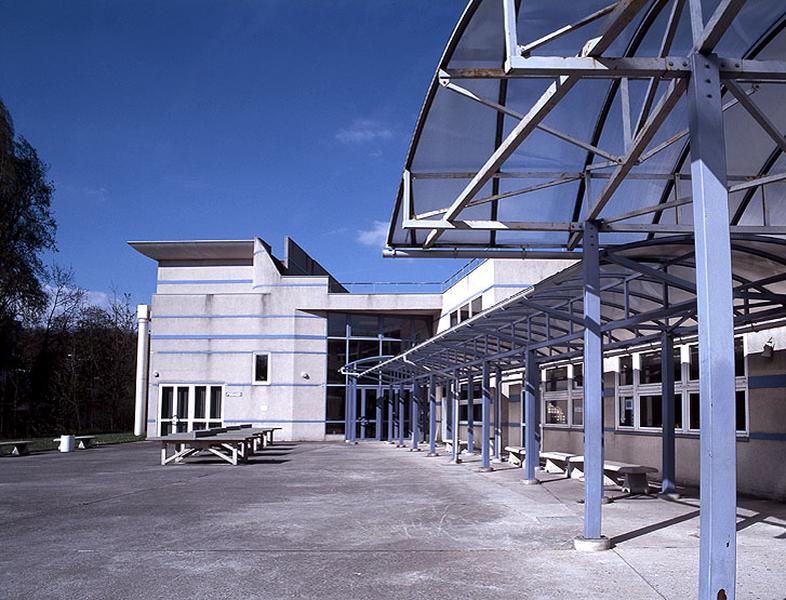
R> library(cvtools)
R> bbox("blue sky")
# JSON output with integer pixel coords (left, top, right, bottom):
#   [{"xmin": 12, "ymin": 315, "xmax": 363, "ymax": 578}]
[{"xmin": 0, "ymin": 1, "xmax": 466, "ymax": 305}]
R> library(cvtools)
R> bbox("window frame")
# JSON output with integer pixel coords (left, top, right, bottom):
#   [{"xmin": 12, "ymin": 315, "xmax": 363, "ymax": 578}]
[{"xmin": 614, "ymin": 338, "xmax": 748, "ymax": 436}]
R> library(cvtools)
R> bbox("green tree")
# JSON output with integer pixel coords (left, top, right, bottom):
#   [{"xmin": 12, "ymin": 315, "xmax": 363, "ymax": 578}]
[{"xmin": 0, "ymin": 98, "xmax": 56, "ymax": 325}]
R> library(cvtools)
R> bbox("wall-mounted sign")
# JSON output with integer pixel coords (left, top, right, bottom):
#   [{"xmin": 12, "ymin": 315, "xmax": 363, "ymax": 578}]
[{"xmin": 225, "ymin": 391, "xmax": 243, "ymax": 398}]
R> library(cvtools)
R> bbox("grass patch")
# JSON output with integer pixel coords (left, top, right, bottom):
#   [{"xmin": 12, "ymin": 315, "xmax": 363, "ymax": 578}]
[{"xmin": 1, "ymin": 432, "xmax": 143, "ymax": 452}]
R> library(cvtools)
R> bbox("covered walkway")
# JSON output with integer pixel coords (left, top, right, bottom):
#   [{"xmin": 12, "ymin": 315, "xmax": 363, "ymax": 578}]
[{"xmin": 348, "ymin": 1, "xmax": 786, "ymax": 597}]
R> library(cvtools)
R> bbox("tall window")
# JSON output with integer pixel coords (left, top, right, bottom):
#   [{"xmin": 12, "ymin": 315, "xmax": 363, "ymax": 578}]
[
  {"xmin": 326, "ymin": 312, "xmax": 434, "ymax": 436},
  {"xmin": 159, "ymin": 384, "xmax": 223, "ymax": 435},
  {"xmin": 542, "ymin": 364, "xmax": 582, "ymax": 427},
  {"xmin": 253, "ymin": 352, "xmax": 270, "ymax": 384}
]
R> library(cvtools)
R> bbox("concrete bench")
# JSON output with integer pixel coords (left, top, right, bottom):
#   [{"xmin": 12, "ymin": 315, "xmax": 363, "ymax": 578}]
[
  {"xmin": 445, "ymin": 439, "xmax": 494, "ymax": 455},
  {"xmin": 0, "ymin": 440, "xmax": 31, "ymax": 456},
  {"xmin": 52, "ymin": 436, "xmax": 96, "ymax": 450},
  {"xmin": 540, "ymin": 451, "xmax": 576, "ymax": 476},
  {"xmin": 568, "ymin": 455, "xmax": 657, "ymax": 494},
  {"xmin": 505, "ymin": 445, "xmax": 525, "ymax": 466}
]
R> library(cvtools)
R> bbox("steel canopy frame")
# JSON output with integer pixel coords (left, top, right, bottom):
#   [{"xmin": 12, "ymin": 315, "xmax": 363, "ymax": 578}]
[{"xmin": 366, "ymin": 2, "xmax": 786, "ymax": 598}]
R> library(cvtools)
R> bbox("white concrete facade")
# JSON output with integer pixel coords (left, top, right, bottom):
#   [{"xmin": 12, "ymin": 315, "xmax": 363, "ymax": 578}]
[{"xmin": 131, "ymin": 237, "xmax": 563, "ymax": 441}]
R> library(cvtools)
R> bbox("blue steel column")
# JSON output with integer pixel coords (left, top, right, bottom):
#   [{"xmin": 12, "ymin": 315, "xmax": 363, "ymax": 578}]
[
  {"xmin": 427, "ymin": 374, "xmax": 438, "ymax": 457},
  {"xmin": 348, "ymin": 377, "xmax": 357, "ymax": 444},
  {"xmin": 410, "ymin": 383, "xmax": 421, "ymax": 451},
  {"xmin": 523, "ymin": 349, "xmax": 541, "ymax": 484},
  {"xmin": 660, "ymin": 332, "xmax": 677, "ymax": 497},
  {"xmin": 444, "ymin": 380, "xmax": 453, "ymax": 446},
  {"xmin": 575, "ymin": 219, "xmax": 609, "ymax": 550},
  {"xmin": 387, "ymin": 385, "xmax": 395, "ymax": 444},
  {"xmin": 450, "ymin": 371, "xmax": 462, "ymax": 464},
  {"xmin": 493, "ymin": 365, "xmax": 503, "ymax": 463},
  {"xmin": 466, "ymin": 371, "xmax": 475, "ymax": 454},
  {"xmin": 480, "ymin": 361, "xmax": 492, "ymax": 472},
  {"xmin": 398, "ymin": 383, "xmax": 406, "ymax": 448},
  {"xmin": 375, "ymin": 384, "xmax": 383, "ymax": 441},
  {"xmin": 688, "ymin": 51, "xmax": 736, "ymax": 599},
  {"xmin": 360, "ymin": 387, "xmax": 367, "ymax": 440}
]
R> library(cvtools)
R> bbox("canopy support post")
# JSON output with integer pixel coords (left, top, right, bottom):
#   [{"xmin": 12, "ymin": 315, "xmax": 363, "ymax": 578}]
[
  {"xmin": 411, "ymin": 383, "xmax": 421, "ymax": 451},
  {"xmin": 427, "ymin": 375, "xmax": 438, "ymax": 456},
  {"xmin": 523, "ymin": 348, "xmax": 541, "ymax": 485},
  {"xmin": 467, "ymin": 370, "xmax": 475, "ymax": 454},
  {"xmin": 375, "ymin": 385, "xmax": 383, "ymax": 442},
  {"xmin": 687, "ymin": 50, "xmax": 737, "ymax": 600},
  {"xmin": 575, "ymin": 220, "xmax": 610, "ymax": 551},
  {"xmin": 450, "ymin": 370, "xmax": 462, "ymax": 464},
  {"xmin": 347, "ymin": 377, "xmax": 357, "ymax": 445},
  {"xmin": 387, "ymin": 385, "xmax": 395, "ymax": 444},
  {"xmin": 660, "ymin": 331, "xmax": 678, "ymax": 497},
  {"xmin": 480, "ymin": 361, "xmax": 493, "ymax": 471},
  {"xmin": 360, "ymin": 387, "xmax": 367, "ymax": 441},
  {"xmin": 493, "ymin": 365, "xmax": 503, "ymax": 463},
  {"xmin": 398, "ymin": 383, "xmax": 406, "ymax": 448}
]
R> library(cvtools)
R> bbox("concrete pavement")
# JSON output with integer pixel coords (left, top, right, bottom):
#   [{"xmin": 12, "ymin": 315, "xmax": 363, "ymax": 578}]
[{"xmin": 0, "ymin": 441, "xmax": 784, "ymax": 599}]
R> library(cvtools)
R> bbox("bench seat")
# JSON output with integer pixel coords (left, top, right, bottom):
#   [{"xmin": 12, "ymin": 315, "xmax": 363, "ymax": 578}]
[
  {"xmin": 568, "ymin": 455, "xmax": 657, "ymax": 494},
  {"xmin": 445, "ymin": 439, "xmax": 494, "ymax": 455},
  {"xmin": 540, "ymin": 451, "xmax": 576, "ymax": 475},
  {"xmin": 0, "ymin": 440, "xmax": 31, "ymax": 456},
  {"xmin": 504, "ymin": 445, "xmax": 525, "ymax": 466}
]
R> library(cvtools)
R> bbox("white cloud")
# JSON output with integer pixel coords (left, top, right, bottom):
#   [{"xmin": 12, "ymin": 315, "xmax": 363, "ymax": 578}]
[
  {"xmin": 85, "ymin": 290, "xmax": 111, "ymax": 309},
  {"xmin": 357, "ymin": 221, "xmax": 388, "ymax": 247},
  {"xmin": 335, "ymin": 119, "xmax": 393, "ymax": 144}
]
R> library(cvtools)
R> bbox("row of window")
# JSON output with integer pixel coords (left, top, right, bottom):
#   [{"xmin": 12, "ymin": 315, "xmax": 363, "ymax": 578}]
[
  {"xmin": 449, "ymin": 296, "xmax": 483, "ymax": 328},
  {"xmin": 540, "ymin": 340, "xmax": 749, "ymax": 433}
]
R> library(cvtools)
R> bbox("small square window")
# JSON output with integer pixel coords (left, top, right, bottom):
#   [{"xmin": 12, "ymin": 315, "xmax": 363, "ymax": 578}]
[{"xmin": 253, "ymin": 353, "xmax": 270, "ymax": 384}]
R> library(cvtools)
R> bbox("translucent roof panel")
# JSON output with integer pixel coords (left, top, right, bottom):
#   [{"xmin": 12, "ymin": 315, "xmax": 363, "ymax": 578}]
[{"xmin": 387, "ymin": 0, "xmax": 786, "ymax": 252}]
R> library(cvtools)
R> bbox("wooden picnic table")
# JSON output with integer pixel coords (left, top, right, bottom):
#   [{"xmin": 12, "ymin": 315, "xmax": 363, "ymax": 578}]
[{"xmin": 150, "ymin": 427, "xmax": 281, "ymax": 466}]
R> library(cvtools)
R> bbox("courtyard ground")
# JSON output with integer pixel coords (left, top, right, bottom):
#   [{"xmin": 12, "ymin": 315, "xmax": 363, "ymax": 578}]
[{"xmin": 0, "ymin": 441, "xmax": 784, "ymax": 599}]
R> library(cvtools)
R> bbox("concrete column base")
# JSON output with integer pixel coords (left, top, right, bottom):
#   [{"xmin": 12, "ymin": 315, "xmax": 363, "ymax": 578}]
[
  {"xmin": 479, "ymin": 466, "xmax": 494, "ymax": 473},
  {"xmin": 573, "ymin": 536, "xmax": 612, "ymax": 552},
  {"xmin": 579, "ymin": 496, "xmax": 614, "ymax": 505},
  {"xmin": 658, "ymin": 491, "xmax": 681, "ymax": 501},
  {"xmin": 522, "ymin": 478, "xmax": 540, "ymax": 485}
]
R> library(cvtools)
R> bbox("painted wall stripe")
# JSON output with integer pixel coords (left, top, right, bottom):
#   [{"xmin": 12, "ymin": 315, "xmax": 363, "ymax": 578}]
[
  {"xmin": 748, "ymin": 374, "xmax": 786, "ymax": 389},
  {"xmin": 156, "ymin": 350, "xmax": 327, "ymax": 356},
  {"xmin": 158, "ymin": 279, "xmax": 253, "ymax": 285},
  {"xmin": 151, "ymin": 381, "xmax": 324, "ymax": 388},
  {"xmin": 151, "ymin": 334, "xmax": 326, "ymax": 340},
  {"xmin": 153, "ymin": 314, "xmax": 322, "ymax": 320},
  {"xmin": 253, "ymin": 283, "xmax": 327, "ymax": 288}
]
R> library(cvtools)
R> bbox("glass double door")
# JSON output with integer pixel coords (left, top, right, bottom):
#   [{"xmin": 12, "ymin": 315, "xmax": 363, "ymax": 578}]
[{"xmin": 159, "ymin": 384, "xmax": 223, "ymax": 435}]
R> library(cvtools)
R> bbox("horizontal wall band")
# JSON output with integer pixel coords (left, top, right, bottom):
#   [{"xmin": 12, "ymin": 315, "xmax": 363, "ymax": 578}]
[
  {"xmin": 155, "ymin": 350, "xmax": 328, "ymax": 356},
  {"xmin": 158, "ymin": 279, "xmax": 253, "ymax": 285},
  {"xmin": 151, "ymin": 334, "xmax": 326, "ymax": 340},
  {"xmin": 252, "ymin": 283, "xmax": 327, "ymax": 289},
  {"xmin": 748, "ymin": 374, "xmax": 786, "ymax": 389},
  {"xmin": 147, "ymin": 418, "xmax": 338, "ymax": 425},
  {"xmin": 153, "ymin": 314, "xmax": 322, "ymax": 320},
  {"xmin": 152, "ymin": 381, "xmax": 324, "ymax": 388},
  {"xmin": 225, "ymin": 383, "xmax": 323, "ymax": 388}
]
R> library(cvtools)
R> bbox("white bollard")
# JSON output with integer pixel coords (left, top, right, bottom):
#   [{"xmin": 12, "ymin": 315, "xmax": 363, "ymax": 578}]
[{"xmin": 59, "ymin": 434, "xmax": 75, "ymax": 453}]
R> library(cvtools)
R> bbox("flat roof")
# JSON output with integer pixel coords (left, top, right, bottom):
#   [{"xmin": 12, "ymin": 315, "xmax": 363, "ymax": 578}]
[{"xmin": 128, "ymin": 240, "xmax": 254, "ymax": 261}]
